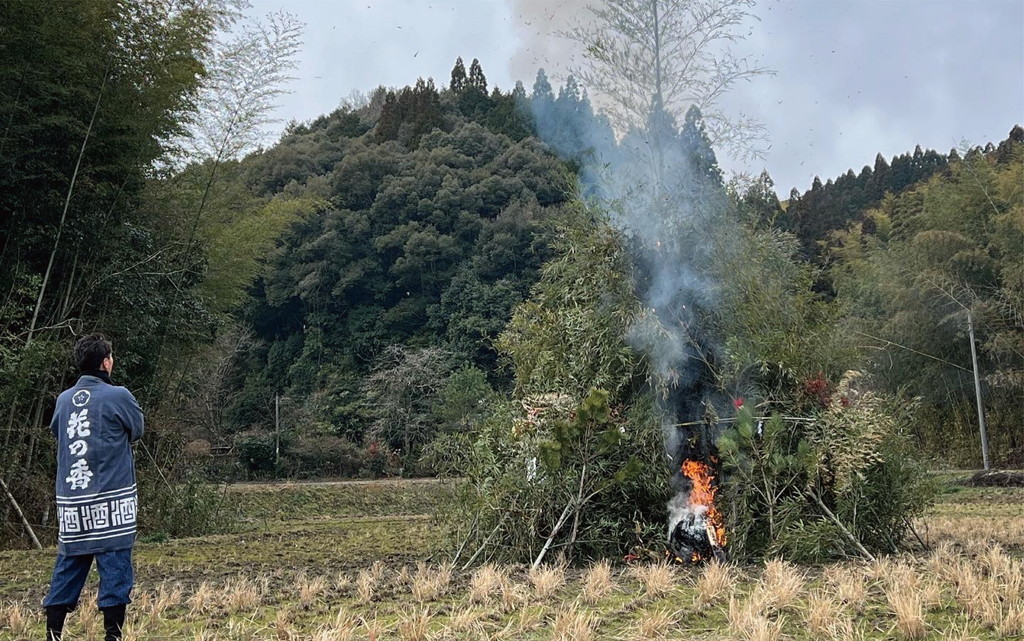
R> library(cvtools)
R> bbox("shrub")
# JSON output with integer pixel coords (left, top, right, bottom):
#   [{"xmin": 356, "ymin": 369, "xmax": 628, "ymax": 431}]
[
  {"xmin": 138, "ymin": 472, "xmax": 230, "ymax": 539},
  {"xmin": 434, "ymin": 209, "xmax": 671, "ymax": 565},
  {"xmin": 278, "ymin": 434, "xmax": 363, "ymax": 478},
  {"xmin": 718, "ymin": 373, "xmax": 937, "ymax": 562},
  {"xmin": 234, "ymin": 430, "xmax": 279, "ymax": 474}
]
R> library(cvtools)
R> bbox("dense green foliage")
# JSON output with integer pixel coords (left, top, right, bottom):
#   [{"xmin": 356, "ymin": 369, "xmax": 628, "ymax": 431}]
[
  {"xmin": 719, "ymin": 379, "xmax": 935, "ymax": 562},
  {"xmin": 224, "ymin": 73, "xmax": 587, "ymax": 473},
  {"xmin": 784, "ymin": 145, "xmax": 951, "ymax": 260},
  {"xmin": 0, "ymin": 0, "xmax": 303, "ymax": 546},
  {"xmin": 828, "ymin": 130, "xmax": 1024, "ymax": 465},
  {"xmin": 432, "ymin": 208, "xmax": 670, "ymax": 563},
  {"xmin": 0, "ymin": 0, "xmax": 221, "ymax": 546}
]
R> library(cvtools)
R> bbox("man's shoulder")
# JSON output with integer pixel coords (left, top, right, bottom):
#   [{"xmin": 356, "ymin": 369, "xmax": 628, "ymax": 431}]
[
  {"xmin": 97, "ymin": 383, "xmax": 137, "ymax": 400},
  {"xmin": 61, "ymin": 380, "xmax": 137, "ymax": 402},
  {"xmin": 109, "ymin": 385, "xmax": 140, "ymax": 404}
]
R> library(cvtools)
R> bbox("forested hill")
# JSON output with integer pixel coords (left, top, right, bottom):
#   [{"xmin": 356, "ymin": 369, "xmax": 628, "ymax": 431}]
[
  {"xmin": 2, "ymin": 2, "xmax": 1021, "ymax": 558},
  {"xmin": 225, "ymin": 61, "xmax": 610, "ymax": 472},
  {"xmin": 783, "ymin": 145, "xmax": 950, "ymax": 259},
  {"xmin": 781, "ymin": 129, "xmax": 1023, "ymax": 261}
]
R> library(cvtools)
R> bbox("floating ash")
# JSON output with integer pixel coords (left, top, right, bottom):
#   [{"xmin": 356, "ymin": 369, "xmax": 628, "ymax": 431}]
[{"xmin": 668, "ymin": 459, "xmax": 727, "ymax": 564}]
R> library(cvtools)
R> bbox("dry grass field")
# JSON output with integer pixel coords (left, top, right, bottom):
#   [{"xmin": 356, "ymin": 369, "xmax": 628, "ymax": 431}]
[{"xmin": 1, "ymin": 475, "xmax": 1021, "ymax": 640}]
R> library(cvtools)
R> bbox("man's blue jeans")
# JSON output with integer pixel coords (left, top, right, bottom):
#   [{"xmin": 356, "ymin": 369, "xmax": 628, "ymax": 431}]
[{"xmin": 43, "ymin": 548, "xmax": 134, "ymax": 609}]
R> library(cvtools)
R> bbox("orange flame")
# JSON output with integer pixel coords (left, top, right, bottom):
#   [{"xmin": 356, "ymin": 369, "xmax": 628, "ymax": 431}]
[{"xmin": 681, "ymin": 459, "xmax": 727, "ymax": 551}]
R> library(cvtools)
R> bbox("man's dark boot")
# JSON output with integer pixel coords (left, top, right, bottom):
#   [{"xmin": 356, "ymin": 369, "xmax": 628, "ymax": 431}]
[
  {"xmin": 100, "ymin": 604, "xmax": 127, "ymax": 641},
  {"xmin": 45, "ymin": 604, "xmax": 72, "ymax": 641}
]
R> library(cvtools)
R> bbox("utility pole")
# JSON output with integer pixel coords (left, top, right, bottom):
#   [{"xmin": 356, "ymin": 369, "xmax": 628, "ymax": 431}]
[
  {"xmin": 274, "ymin": 391, "xmax": 282, "ymax": 466},
  {"xmin": 966, "ymin": 310, "xmax": 990, "ymax": 470}
]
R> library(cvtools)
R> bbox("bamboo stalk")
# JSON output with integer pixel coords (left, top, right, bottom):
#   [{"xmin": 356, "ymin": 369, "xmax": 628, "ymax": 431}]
[
  {"xmin": 450, "ymin": 512, "xmax": 480, "ymax": 567},
  {"xmin": 565, "ymin": 464, "xmax": 588, "ymax": 557},
  {"xmin": 28, "ymin": 58, "xmax": 110, "ymax": 342},
  {"xmin": 461, "ymin": 515, "xmax": 506, "ymax": 571},
  {"xmin": 0, "ymin": 476, "xmax": 41, "ymax": 549},
  {"xmin": 808, "ymin": 489, "xmax": 875, "ymax": 562},
  {"xmin": 673, "ymin": 416, "xmax": 816, "ymax": 427},
  {"xmin": 532, "ymin": 502, "xmax": 574, "ymax": 570}
]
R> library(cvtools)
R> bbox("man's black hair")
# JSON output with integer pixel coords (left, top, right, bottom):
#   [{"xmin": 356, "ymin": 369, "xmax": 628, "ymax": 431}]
[{"xmin": 75, "ymin": 333, "xmax": 112, "ymax": 372}]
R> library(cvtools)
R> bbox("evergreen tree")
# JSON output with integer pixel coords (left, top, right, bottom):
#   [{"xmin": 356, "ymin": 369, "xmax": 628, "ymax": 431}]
[
  {"xmin": 467, "ymin": 58, "xmax": 487, "ymax": 92},
  {"xmin": 532, "ymin": 68, "xmax": 554, "ymax": 103},
  {"xmin": 449, "ymin": 56, "xmax": 466, "ymax": 93}
]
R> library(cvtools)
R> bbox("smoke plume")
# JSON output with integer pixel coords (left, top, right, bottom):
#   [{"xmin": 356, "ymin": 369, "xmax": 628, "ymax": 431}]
[{"xmin": 517, "ymin": 3, "xmax": 740, "ymax": 553}]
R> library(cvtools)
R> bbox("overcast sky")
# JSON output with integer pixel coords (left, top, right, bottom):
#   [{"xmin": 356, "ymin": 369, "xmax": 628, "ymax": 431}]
[{"xmin": 248, "ymin": 0, "xmax": 1023, "ymax": 195}]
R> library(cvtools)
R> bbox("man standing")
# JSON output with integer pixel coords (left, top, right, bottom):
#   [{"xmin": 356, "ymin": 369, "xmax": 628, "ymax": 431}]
[{"xmin": 44, "ymin": 334, "xmax": 144, "ymax": 641}]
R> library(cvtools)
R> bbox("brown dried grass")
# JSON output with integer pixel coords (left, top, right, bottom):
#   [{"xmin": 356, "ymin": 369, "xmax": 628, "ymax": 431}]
[
  {"xmin": 632, "ymin": 562, "xmax": 676, "ymax": 600},
  {"xmin": 500, "ymin": 580, "xmax": 528, "ymax": 613},
  {"xmin": 360, "ymin": 615, "xmax": 388, "ymax": 640},
  {"xmin": 355, "ymin": 567, "xmax": 377, "ymax": 604},
  {"xmin": 628, "ymin": 607, "xmax": 678, "ymax": 640},
  {"xmin": 152, "ymin": 581, "xmax": 182, "ymax": 618},
  {"xmin": 885, "ymin": 583, "xmax": 926, "ymax": 640},
  {"xmin": 274, "ymin": 607, "xmax": 295, "ymax": 641},
  {"xmin": 188, "ymin": 581, "xmax": 216, "ymax": 617},
  {"xmin": 942, "ymin": 616, "xmax": 980, "ymax": 641},
  {"xmin": 118, "ymin": 622, "xmax": 143, "ymax": 641},
  {"xmin": 311, "ymin": 610, "xmax": 359, "ymax": 641},
  {"xmin": 297, "ymin": 573, "xmax": 327, "ymax": 609},
  {"xmin": 728, "ymin": 594, "xmax": 783, "ymax": 641},
  {"xmin": 2, "ymin": 602, "xmax": 32, "ymax": 636},
  {"xmin": 803, "ymin": 589, "xmax": 844, "ymax": 638},
  {"xmin": 922, "ymin": 514, "xmax": 1024, "ymax": 549},
  {"xmin": 76, "ymin": 596, "xmax": 103, "ymax": 639},
  {"xmin": 445, "ymin": 605, "xmax": 481, "ymax": 634},
  {"xmin": 396, "ymin": 606, "xmax": 432, "ymax": 641},
  {"xmin": 469, "ymin": 564, "xmax": 510, "ymax": 604},
  {"xmin": 411, "ymin": 562, "xmax": 453, "ymax": 602},
  {"xmin": 925, "ymin": 540, "xmax": 957, "ymax": 578},
  {"xmin": 551, "ymin": 607, "xmax": 597, "ymax": 641},
  {"xmin": 528, "ymin": 564, "xmax": 566, "ymax": 599},
  {"xmin": 997, "ymin": 601, "xmax": 1024, "ymax": 638},
  {"xmin": 223, "ymin": 576, "xmax": 262, "ymax": 613},
  {"xmin": 824, "ymin": 617, "xmax": 866, "ymax": 641},
  {"xmin": 694, "ymin": 560, "xmax": 737, "ymax": 609},
  {"xmin": 759, "ymin": 559, "xmax": 804, "ymax": 611},
  {"xmin": 824, "ymin": 564, "xmax": 868, "ymax": 612},
  {"xmin": 580, "ymin": 559, "xmax": 615, "ymax": 604},
  {"xmin": 919, "ymin": 579, "xmax": 945, "ymax": 611}
]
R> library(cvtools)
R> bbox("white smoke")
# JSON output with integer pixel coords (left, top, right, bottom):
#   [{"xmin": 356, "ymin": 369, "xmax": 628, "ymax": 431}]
[
  {"xmin": 667, "ymin": 491, "xmax": 708, "ymax": 542},
  {"xmin": 506, "ymin": 0, "xmax": 587, "ymax": 89},
  {"xmin": 515, "ymin": 1, "xmax": 741, "ymax": 554}
]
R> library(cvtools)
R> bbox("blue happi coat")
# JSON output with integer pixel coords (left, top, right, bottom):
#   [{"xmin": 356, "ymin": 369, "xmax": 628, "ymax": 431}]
[{"xmin": 51, "ymin": 375, "xmax": 144, "ymax": 555}]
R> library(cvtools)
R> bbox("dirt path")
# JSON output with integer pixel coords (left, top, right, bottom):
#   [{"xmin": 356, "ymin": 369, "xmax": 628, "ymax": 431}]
[{"xmin": 221, "ymin": 477, "xmax": 446, "ymax": 491}]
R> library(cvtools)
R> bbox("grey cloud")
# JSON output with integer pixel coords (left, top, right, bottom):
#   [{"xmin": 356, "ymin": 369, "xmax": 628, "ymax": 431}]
[{"xmin": 247, "ymin": 0, "xmax": 1022, "ymax": 195}]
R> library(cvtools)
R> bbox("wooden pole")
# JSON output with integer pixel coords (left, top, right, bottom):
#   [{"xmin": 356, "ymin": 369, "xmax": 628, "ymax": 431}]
[{"xmin": 967, "ymin": 311, "xmax": 991, "ymax": 471}]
